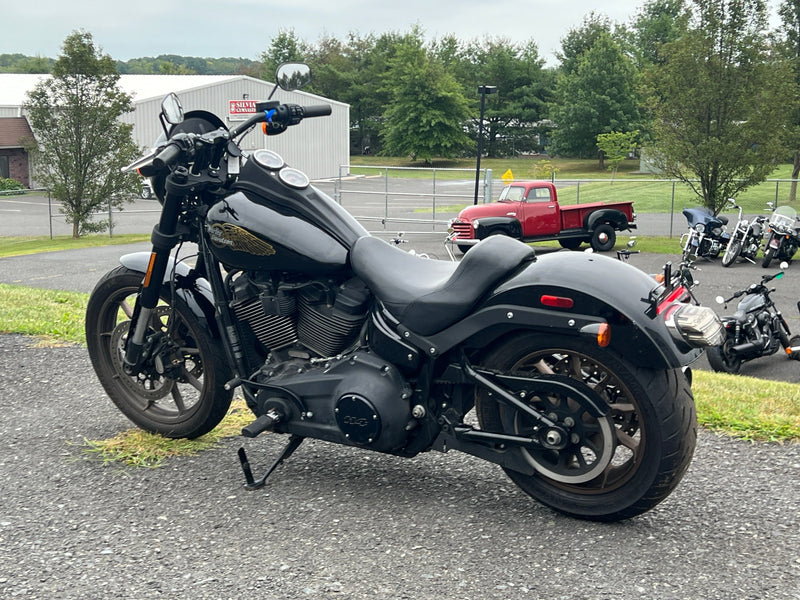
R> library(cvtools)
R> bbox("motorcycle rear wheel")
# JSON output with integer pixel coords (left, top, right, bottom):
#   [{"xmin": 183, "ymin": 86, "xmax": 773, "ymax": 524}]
[
  {"xmin": 474, "ymin": 333, "xmax": 696, "ymax": 521},
  {"xmin": 721, "ymin": 239, "xmax": 741, "ymax": 267},
  {"xmin": 86, "ymin": 266, "xmax": 233, "ymax": 439}
]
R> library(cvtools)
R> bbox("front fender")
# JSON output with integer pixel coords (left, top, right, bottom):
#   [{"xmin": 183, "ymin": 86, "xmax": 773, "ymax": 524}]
[
  {"xmin": 474, "ymin": 217, "xmax": 522, "ymax": 240},
  {"xmin": 120, "ymin": 252, "xmax": 218, "ymax": 337},
  {"xmin": 417, "ymin": 251, "xmax": 697, "ymax": 370}
]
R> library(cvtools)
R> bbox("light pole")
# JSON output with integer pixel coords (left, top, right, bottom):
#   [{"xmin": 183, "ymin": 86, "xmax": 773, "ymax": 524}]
[{"xmin": 474, "ymin": 85, "xmax": 497, "ymax": 205}]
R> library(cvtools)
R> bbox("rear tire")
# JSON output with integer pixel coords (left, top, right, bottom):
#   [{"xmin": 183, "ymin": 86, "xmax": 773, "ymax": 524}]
[
  {"xmin": 590, "ymin": 224, "xmax": 616, "ymax": 252},
  {"xmin": 474, "ymin": 333, "xmax": 696, "ymax": 521},
  {"xmin": 85, "ymin": 266, "xmax": 233, "ymax": 439}
]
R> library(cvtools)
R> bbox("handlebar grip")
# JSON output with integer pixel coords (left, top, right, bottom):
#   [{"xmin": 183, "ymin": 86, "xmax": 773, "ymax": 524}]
[
  {"xmin": 152, "ymin": 143, "xmax": 182, "ymax": 170},
  {"xmin": 301, "ymin": 104, "xmax": 332, "ymax": 118}
]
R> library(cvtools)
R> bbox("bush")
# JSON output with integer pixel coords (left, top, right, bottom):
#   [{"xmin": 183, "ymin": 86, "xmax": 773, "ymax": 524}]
[{"xmin": 0, "ymin": 177, "xmax": 24, "ymax": 191}]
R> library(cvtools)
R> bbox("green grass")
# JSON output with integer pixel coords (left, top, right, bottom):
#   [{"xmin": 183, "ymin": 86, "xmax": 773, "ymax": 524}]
[
  {"xmin": 82, "ymin": 399, "xmax": 253, "ymax": 467},
  {"xmin": 0, "ymin": 234, "xmax": 150, "ymax": 258}
]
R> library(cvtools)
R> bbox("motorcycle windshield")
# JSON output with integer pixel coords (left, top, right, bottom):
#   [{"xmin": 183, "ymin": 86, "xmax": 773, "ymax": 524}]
[{"xmin": 769, "ymin": 205, "xmax": 797, "ymax": 231}]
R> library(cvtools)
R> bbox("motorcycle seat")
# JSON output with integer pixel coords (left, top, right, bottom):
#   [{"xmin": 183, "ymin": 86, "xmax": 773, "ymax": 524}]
[{"xmin": 350, "ymin": 234, "xmax": 536, "ymax": 336}]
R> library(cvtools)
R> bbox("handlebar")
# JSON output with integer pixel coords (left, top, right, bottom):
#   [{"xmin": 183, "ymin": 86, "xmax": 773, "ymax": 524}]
[
  {"xmin": 301, "ymin": 104, "xmax": 333, "ymax": 118},
  {"xmin": 152, "ymin": 142, "xmax": 183, "ymax": 170}
]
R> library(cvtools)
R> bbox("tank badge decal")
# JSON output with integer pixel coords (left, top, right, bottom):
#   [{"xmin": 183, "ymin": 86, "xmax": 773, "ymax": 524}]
[{"xmin": 207, "ymin": 223, "xmax": 276, "ymax": 256}]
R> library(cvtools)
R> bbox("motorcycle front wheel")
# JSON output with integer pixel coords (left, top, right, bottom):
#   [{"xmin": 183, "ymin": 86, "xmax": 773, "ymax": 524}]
[
  {"xmin": 721, "ymin": 239, "xmax": 741, "ymax": 267},
  {"xmin": 762, "ymin": 244, "xmax": 776, "ymax": 268},
  {"xmin": 474, "ymin": 333, "xmax": 696, "ymax": 522},
  {"xmin": 706, "ymin": 339, "xmax": 742, "ymax": 374},
  {"xmin": 86, "ymin": 266, "xmax": 233, "ymax": 439}
]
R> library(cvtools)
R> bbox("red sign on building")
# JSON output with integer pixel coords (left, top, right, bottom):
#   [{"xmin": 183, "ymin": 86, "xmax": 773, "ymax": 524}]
[{"xmin": 229, "ymin": 100, "xmax": 257, "ymax": 115}]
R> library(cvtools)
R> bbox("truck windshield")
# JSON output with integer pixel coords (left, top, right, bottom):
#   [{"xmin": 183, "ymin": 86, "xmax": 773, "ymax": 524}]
[{"xmin": 499, "ymin": 186, "xmax": 525, "ymax": 202}]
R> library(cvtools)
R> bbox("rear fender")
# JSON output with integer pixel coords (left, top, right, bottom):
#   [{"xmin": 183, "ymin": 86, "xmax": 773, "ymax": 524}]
[
  {"xmin": 586, "ymin": 208, "xmax": 629, "ymax": 231},
  {"xmin": 408, "ymin": 251, "xmax": 696, "ymax": 370},
  {"xmin": 119, "ymin": 252, "xmax": 219, "ymax": 337}
]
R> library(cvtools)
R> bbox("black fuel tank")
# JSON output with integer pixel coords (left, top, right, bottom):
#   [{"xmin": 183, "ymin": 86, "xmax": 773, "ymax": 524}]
[{"xmin": 205, "ymin": 192, "xmax": 348, "ymax": 274}]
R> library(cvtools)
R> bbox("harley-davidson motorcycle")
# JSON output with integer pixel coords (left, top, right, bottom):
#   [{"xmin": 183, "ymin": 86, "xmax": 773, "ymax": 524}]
[
  {"xmin": 680, "ymin": 206, "xmax": 730, "ymax": 261},
  {"xmin": 85, "ymin": 63, "xmax": 724, "ymax": 522},
  {"xmin": 706, "ymin": 264, "xmax": 800, "ymax": 373},
  {"xmin": 761, "ymin": 203, "xmax": 800, "ymax": 268},
  {"xmin": 720, "ymin": 199, "xmax": 766, "ymax": 267}
]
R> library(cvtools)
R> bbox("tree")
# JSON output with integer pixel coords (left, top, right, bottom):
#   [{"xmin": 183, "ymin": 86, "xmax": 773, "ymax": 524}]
[
  {"xmin": 260, "ymin": 29, "xmax": 309, "ymax": 81},
  {"xmin": 648, "ymin": 0, "xmax": 797, "ymax": 214},
  {"xmin": 23, "ymin": 31, "xmax": 139, "ymax": 237},
  {"xmin": 777, "ymin": 0, "xmax": 800, "ymax": 201},
  {"xmin": 380, "ymin": 34, "xmax": 472, "ymax": 162},
  {"xmin": 596, "ymin": 130, "xmax": 639, "ymax": 180},
  {"xmin": 550, "ymin": 31, "xmax": 642, "ymax": 159},
  {"xmin": 629, "ymin": 0, "xmax": 691, "ymax": 69}
]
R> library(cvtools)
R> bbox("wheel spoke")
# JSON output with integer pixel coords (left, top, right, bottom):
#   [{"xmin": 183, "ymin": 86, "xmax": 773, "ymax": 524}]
[
  {"xmin": 180, "ymin": 366, "xmax": 203, "ymax": 392},
  {"xmin": 171, "ymin": 387, "xmax": 188, "ymax": 413},
  {"xmin": 615, "ymin": 428, "xmax": 639, "ymax": 452}
]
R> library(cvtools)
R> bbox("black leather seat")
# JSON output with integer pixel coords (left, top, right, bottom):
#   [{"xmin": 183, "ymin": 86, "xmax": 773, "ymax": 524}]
[{"xmin": 350, "ymin": 235, "xmax": 536, "ymax": 336}]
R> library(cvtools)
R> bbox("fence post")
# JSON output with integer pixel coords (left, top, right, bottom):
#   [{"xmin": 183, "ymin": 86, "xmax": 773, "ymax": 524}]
[
  {"xmin": 670, "ymin": 181, "xmax": 676, "ymax": 238},
  {"xmin": 384, "ymin": 168, "xmax": 389, "ymax": 230},
  {"xmin": 432, "ymin": 168, "xmax": 437, "ymax": 229},
  {"xmin": 484, "ymin": 169, "xmax": 493, "ymax": 203},
  {"xmin": 108, "ymin": 199, "xmax": 114, "ymax": 238},
  {"xmin": 48, "ymin": 189, "xmax": 53, "ymax": 240}
]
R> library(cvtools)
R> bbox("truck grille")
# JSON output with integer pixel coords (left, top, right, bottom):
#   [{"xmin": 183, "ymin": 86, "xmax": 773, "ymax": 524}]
[{"xmin": 451, "ymin": 222, "xmax": 474, "ymax": 239}]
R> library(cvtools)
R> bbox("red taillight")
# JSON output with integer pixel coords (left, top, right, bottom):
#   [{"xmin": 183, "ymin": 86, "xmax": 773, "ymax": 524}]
[
  {"xmin": 657, "ymin": 286, "xmax": 686, "ymax": 314},
  {"xmin": 540, "ymin": 295, "xmax": 574, "ymax": 309}
]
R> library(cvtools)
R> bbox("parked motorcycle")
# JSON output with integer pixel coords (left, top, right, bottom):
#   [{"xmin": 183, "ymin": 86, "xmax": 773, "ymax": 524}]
[
  {"xmin": 680, "ymin": 207, "xmax": 730, "ymax": 261},
  {"xmin": 761, "ymin": 203, "xmax": 800, "ymax": 268},
  {"xmin": 85, "ymin": 63, "xmax": 724, "ymax": 522},
  {"xmin": 720, "ymin": 199, "xmax": 766, "ymax": 267},
  {"xmin": 706, "ymin": 263, "xmax": 800, "ymax": 373}
]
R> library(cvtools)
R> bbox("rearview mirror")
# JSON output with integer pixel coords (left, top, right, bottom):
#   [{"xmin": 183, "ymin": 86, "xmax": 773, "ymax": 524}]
[
  {"xmin": 276, "ymin": 62, "xmax": 311, "ymax": 91},
  {"xmin": 160, "ymin": 93, "xmax": 184, "ymax": 125}
]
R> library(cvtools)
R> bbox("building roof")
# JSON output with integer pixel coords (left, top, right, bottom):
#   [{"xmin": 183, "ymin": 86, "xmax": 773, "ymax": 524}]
[
  {"xmin": 0, "ymin": 117, "xmax": 34, "ymax": 148},
  {"xmin": 0, "ymin": 74, "xmax": 244, "ymax": 106}
]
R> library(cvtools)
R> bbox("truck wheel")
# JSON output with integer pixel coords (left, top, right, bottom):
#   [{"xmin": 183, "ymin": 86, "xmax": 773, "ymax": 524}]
[
  {"xmin": 457, "ymin": 244, "xmax": 472, "ymax": 254},
  {"xmin": 591, "ymin": 224, "xmax": 616, "ymax": 252},
  {"xmin": 559, "ymin": 239, "xmax": 583, "ymax": 250}
]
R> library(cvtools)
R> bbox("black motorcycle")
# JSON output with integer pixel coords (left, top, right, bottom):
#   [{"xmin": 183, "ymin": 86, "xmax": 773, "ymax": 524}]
[
  {"xmin": 85, "ymin": 63, "xmax": 724, "ymax": 522},
  {"xmin": 761, "ymin": 203, "xmax": 800, "ymax": 268},
  {"xmin": 706, "ymin": 264, "xmax": 800, "ymax": 373},
  {"xmin": 720, "ymin": 199, "xmax": 766, "ymax": 267},
  {"xmin": 680, "ymin": 207, "xmax": 730, "ymax": 261}
]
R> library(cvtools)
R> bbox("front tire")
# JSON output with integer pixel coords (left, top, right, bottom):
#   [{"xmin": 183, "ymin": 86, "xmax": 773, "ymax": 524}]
[
  {"xmin": 762, "ymin": 245, "xmax": 775, "ymax": 268},
  {"xmin": 706, "ymin": 340, "xmax": 742, "ymax": 374},
  {"xmin": 721, "ymin": 239, "xmax": 741, "ymax": 267},
  {"xmin": 474, "ymin": 333, "xmax": 696, "ymax": 521},
  {"xmin": 85, "ymin": 266, "xmax": 233, "ymax": 439}
]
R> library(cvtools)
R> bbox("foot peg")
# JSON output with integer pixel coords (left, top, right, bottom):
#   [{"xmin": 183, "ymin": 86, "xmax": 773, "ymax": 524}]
[
  {"xmin": 241, "ymin": 408, "xmax": 281, "ymax": 438},
  {"xmin": 237, "ymin": 435, "xmax": 304, "ymax": 490}
]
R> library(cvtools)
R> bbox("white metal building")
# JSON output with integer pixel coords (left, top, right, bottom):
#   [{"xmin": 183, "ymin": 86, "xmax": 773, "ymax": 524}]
[{"xmin": 0, "ymin": 74, "xmax": 350, "ymax": 181}]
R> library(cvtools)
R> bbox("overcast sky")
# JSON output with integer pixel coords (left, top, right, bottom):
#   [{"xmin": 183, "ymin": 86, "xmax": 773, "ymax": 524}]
[
  {"xmin": 3, "ymin": 0, "xmax": 660, "ymax": 67},
  {"xmin": 4, "ymin": 0, "xmax": 782, "ymax": 67}
]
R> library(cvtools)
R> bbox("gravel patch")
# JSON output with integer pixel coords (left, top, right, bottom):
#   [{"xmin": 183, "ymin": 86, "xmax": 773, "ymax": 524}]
[{"xmin": 0, "ymin": 333, "xmax": 798, "ymax": 599}]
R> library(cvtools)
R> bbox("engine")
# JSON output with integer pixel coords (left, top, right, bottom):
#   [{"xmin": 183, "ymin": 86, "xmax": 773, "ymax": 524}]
[
  {"xmin": 230, "ymin": 272, "xmax": 370, "ymax": 359},
  {"xmin": 229, "ymin": 272, "xmax": 415, "ymax": 452}
]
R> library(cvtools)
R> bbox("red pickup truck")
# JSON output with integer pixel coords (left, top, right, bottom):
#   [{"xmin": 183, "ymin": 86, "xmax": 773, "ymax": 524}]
[{"xmin": 449, "ymin": 180, "xmax": 636, "ymax": 253}]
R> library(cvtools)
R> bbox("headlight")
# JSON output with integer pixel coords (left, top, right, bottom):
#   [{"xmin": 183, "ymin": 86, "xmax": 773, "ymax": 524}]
[{"xmin": 695, "ymin": 223, "xmax": 705, "ymax": 233}]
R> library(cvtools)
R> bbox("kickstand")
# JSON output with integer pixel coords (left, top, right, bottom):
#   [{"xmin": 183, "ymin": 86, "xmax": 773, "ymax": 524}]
[{"xmin": 237, "ymin": 435, "xmax": 305, "ymax": 491}]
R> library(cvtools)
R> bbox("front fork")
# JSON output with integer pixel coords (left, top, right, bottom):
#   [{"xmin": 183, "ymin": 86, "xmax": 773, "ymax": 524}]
[{"xmin": 123, "ymin": 168, "xmax": 191, "ymax": 370}]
